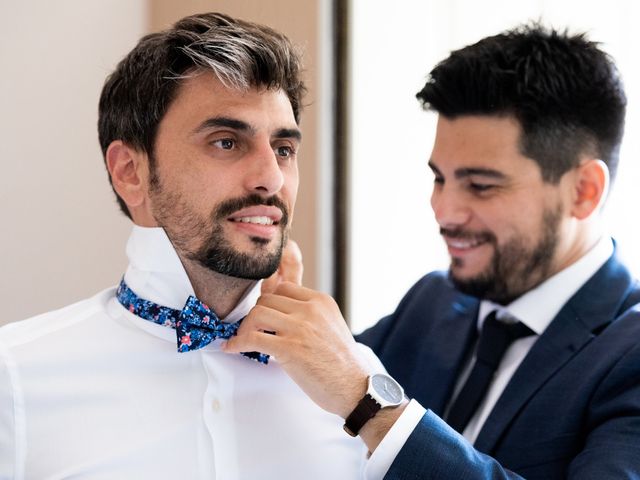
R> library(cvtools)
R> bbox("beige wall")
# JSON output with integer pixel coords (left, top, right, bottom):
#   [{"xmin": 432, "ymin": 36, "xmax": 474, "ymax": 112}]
[{"xmin": 0, "ymin": 0, "xmax": 326, "ymax": 324}]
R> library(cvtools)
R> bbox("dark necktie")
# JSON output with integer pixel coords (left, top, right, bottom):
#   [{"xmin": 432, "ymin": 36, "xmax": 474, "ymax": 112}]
[
  {"xmin": 116, "ymin": 279, "xmax": 269, "ymax": 364},
  {"xmin": 446, "ymin": 311, "xmax": 534, "ymax": 433}
]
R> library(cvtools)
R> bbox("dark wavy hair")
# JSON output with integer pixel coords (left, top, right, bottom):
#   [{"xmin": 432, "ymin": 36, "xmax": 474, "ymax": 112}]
[
  {"xmin": 416, "ymin": 24, "xmax": 626, "ymax": 184},
  {"xmin": 98, "ymin": 12, "xmax": 306, "ymax": 218}
]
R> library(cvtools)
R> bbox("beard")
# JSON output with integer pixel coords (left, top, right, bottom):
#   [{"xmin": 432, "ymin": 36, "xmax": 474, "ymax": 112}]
[
  {"xmin": 149, "ymin": 169, "xmax": 289, "ymax": 280},
  {"xmin": 190, "ymin": 194, "xmax": 289, "ymax": 280},
  {"xmin": 444, "ymin": 206, "xmax": 561, "ymax": 305}
]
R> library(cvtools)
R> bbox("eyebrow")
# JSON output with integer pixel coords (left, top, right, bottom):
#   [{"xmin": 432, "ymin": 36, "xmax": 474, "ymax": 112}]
[
  {"xmin": 454, "ymin": 167, "xmax": 507, "ymax": 180},
  {"xmin": 193, "ymin": 117, "xmax": 302, "ymax": 141},
  {"xmin": 428, "ymin": 161, "xmax": 507, "ymax": 180},
  {"xmin": 193, "ymin": 116, "xmax": 253, "ymax": 135},
  {"xmin": 274, "ymin": 128, "xmax": 302, "ymax": 142}
]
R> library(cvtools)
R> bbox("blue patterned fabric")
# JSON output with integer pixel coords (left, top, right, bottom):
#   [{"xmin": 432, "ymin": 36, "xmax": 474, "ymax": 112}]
[{"xmin": 116, "ymin": 279, "xmax": 268, "ymax": 364}]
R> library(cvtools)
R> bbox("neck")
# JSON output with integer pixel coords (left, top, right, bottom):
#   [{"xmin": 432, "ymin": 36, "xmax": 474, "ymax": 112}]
[
  {"xmin": 180, "ymin": 258, "xmax": 255, "ymax": 318},
  {"xmin": 551, "ymin": 219, "xmax": 603, "ymax": 276}
]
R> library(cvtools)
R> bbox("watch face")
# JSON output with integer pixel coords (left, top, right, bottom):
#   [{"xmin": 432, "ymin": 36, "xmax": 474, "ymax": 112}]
[{"xmin": 371, "ymin": 374, "xmax": 404, "ymax": 404}]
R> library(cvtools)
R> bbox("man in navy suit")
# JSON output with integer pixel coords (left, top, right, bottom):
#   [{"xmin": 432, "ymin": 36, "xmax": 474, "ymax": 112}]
[{"xmin": 225, "ymin": 25, "xmax": 640, "ymax": 478}]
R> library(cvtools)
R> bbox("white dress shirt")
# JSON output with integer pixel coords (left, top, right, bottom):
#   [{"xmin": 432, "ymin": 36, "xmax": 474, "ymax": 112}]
[
  {"xmin": 365, "ymin": 236, "xmax": 614, "ymax": 479},
  {"xmin": 0, "ymin": 226, "xmax": 381, "ymax": 480}
]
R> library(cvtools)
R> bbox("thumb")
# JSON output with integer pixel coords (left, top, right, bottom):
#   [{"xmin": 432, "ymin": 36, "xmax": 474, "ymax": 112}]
[
  {"xmin": 278, "ymin": 239, "xmax": 303, "ymax": 284},
  {"xmin": 262, "ymin": 239, "xmax": 304, "ymax": 294}
]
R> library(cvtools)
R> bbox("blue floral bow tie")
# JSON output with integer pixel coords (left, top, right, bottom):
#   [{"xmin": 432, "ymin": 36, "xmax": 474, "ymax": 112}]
[{"xmin": 116, "ymin": 279, "xmax": 268, "ymax": 364}]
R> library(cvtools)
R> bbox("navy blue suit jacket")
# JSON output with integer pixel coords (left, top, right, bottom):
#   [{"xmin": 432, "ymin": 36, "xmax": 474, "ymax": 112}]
[{"xmin": 357, "ymin": 251, "xmax": 640, "ymax": 479}]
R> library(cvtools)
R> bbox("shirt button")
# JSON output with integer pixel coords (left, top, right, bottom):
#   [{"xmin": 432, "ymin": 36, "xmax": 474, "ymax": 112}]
[{"xmin": 211, "ymin": 399, "xmax": 221, "ymax": 412}]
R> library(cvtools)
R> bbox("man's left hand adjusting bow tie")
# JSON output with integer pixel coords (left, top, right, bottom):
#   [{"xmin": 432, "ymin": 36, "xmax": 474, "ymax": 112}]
[{"xmin": 116, "ymin": 279, "xmax": 269, "ymax": 364}]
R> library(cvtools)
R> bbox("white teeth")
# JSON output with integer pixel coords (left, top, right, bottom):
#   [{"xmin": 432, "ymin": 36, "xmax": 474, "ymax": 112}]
[
  {"xmin": 235, "ymin": 216, "xmax": 274, "ymax": 225},
  {"xmin": 449, "ymin": 239, "xmax": 480, "ymax": 249}
]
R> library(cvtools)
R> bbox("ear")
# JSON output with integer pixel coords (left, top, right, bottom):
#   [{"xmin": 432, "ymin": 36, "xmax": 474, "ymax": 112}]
[
  {"xmin": 105, "ymin": 140, "xmax": 151, "ymax": 217},
  {"xmin": 570, "ymin": 159, "xmax": 609, "ymax": 220}
]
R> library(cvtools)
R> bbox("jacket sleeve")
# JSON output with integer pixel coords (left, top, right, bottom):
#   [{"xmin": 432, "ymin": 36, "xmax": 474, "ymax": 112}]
[
  {"xmin": 567, "ymin": 339, "xmax": 640, "ymax": 479},
  {"xmin": 386, "ymin": 338, "xmax": 640, "ymax": 480},
  {"xmin": 384, "ymin": 410, "xmax": 524, "ymax": 480}
]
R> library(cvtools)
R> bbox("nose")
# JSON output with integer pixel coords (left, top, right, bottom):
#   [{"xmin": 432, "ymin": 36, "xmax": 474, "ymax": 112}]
[
  {"xmin": 431, "ymin": 186, "xmax": 471, "ymax": 228},
  {"xmin": 244, "ymin": 143, "xmax": 285, "ymax": 196}
]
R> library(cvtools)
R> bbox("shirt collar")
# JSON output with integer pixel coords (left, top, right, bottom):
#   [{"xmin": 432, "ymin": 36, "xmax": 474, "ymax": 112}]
[
  {"xmin": 122, "ymin": 225, "xmax": 261, "ymax": 323},
  {"xmin": 478, "ymin": 236, "xmax": 614, "ymax": 334}
]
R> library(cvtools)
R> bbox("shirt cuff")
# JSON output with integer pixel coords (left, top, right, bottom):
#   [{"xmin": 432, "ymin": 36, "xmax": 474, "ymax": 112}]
[{"xmin": 363, "ymin": 399, "xmax": 426, "ymax": 480}]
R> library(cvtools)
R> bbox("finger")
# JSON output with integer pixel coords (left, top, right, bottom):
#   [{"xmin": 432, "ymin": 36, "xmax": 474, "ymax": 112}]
[
  {"xmin": 238, "ymin": 305, "xmax": 305, "ymax": 337},
  {"xmin": 256, "ymin": 292, "xmax": 307, "ymax": 315},
  {"xmin": 273, "ymin": 281, "xmax": 319, "ymax": 302},
  {"xmin": 279, "ymin": 239, "xmax": 303, "ymax": 284},
  {"xmin": 240, "ymin": 304, "xmax": 298, "ymax": 336},
  {"xmin": 222, "ymin": 328, "xmax": 283, "ymax": 356},
  {"xmin": 260, "ymin": 273, "xmax": 279, "ymax": 295},
  {"xmin": 260, "ymin": 240, "xmax": 304, "ymax": 295}
]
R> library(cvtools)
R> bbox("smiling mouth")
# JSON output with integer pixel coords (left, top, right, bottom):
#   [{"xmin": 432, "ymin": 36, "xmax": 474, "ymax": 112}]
[
  {"xmin": 230, "ymin": 216, "xmax": 278, "ymax": 226},
  {"xmin": 445, "ymin": 237, "xmax": 486, "ymax": 249},
  {"xmin": 440, "ymin": 227, "xmax": 494, "ymax": 252}
]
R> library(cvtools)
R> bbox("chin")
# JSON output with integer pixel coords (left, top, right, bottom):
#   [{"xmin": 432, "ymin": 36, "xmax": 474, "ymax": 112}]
[
  {"xmin": 449, "ymin": 261, "xmax": 488, "ymax": 282},
  {"xmin": 247, "ymin": 236, "xmax": 277, "ymax": 247}
]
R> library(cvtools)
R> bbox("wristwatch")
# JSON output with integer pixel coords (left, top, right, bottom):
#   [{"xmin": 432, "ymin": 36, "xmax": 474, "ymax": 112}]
[{"xmin": 343, "ymin": 373, "xmax": 405, "ymax": 437}]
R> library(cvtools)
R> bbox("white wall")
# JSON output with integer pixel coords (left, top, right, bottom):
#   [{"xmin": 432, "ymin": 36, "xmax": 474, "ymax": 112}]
[
  {"xmin": 0, "ymin": 1, "xmax": 146, "ymax": 324},
  {"xmin": 348, "ymin": 0, "xmax": 640, "ymax": 333}
]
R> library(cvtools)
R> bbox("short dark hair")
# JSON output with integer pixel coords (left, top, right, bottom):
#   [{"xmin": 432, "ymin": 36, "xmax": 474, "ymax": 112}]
[
  {"xmin": 416, "ymin": 24, "xmax": 626, "ymax": 184},
  {"xmin": 98, "ymin": 12, "xmax": 306, "ymax": 218}
]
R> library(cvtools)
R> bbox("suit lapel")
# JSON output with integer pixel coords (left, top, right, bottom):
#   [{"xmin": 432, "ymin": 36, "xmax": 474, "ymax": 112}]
[
  {"xmin": 412, "ymin": 294, "xmax": 479, "ymax": 414},
  {"xmin": 474, "ymin": 252, "xmax": 635, "ymax": 453}
]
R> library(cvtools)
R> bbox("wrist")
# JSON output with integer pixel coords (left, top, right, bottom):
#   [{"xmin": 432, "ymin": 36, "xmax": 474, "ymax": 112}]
[
  {"xmin": 340, "ymin": 374, "xmax": 369, "ymax": 419},
  {"xmin": 359, "ymin": 398, "xmax": 409, "ymax": 453},
  {"xmin": 343, "ymin": 373, "xmax": 405, "ymax": 438}
]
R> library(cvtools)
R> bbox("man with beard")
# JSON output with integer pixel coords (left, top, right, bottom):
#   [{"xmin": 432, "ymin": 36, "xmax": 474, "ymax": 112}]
[
  {"xmin": 225, "ymin": 25, "xmax": 640, "ymax": 478},
  {"xmin": 0, "ymin": 13, "xmax": 378, "ymax": 479}
]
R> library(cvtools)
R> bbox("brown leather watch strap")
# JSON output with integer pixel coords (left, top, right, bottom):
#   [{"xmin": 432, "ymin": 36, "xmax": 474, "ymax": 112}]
[{"xmin": 343, "ymin": 393, "xmax": 381, "ymax": 437}]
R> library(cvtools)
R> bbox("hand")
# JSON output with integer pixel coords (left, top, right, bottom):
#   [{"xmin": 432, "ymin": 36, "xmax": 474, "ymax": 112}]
[
  {"xmin": 223, "ymin": 281, "xmax": 371, "ymax": 418},
  {"xmin": 223, "ymin": 282, "xmax": 409, "ymax": 452},
  {"xmin": 261, "ymin": 239, "xmax": 303, "ymax": 295}
]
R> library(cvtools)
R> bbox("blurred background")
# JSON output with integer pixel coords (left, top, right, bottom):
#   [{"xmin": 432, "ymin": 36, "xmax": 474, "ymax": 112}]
[{"xmin": 1, "ymin": 0, "xmax": 639, "ymax": 333}]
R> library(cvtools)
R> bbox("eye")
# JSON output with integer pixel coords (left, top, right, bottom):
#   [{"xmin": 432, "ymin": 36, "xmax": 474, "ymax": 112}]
[
  {"xmin": 275, "ymin": 145, "xmax": 296, "ymax": 158},
  {"xmin": 212, "ymin": 138, "xmax": 236, "ymax": 150},
  {"xmin": 469, "ymin": 183, "xmax": 495, "ymax": 193},
  {"xmin": 428, "ymin": 164, "xmax": 443, "ymax": 185}
]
